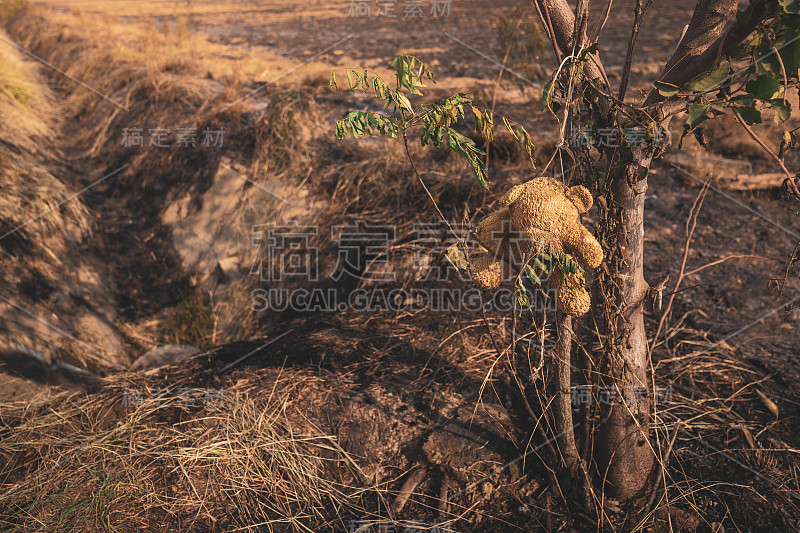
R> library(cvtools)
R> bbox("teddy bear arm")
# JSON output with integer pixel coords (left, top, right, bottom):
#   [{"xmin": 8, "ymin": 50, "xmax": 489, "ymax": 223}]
[
  {"xmin": 472, "ymin": 255, "xmax": 511, "ymax": 290},
  {"xmin": 475, "ymin": 207, "xmax": 511, "ymax": 257},
  {"xmin": 499, "ymin": 182, "xmax": 531, "ymax": 207},
  {"xmin": 562, "ymin": 223, "xmax": 603, "ymax": 269}
]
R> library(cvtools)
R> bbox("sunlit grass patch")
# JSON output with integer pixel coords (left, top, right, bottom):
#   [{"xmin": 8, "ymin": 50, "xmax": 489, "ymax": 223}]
[{"xmin": 0, "ymin": 33, "xmax": 42, "ymax": 107}]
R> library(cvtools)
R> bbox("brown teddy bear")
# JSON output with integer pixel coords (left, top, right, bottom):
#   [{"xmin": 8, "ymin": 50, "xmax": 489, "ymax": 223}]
[{"xmin": 471, "ymin": 177, "xmax": 603, "ymax": 317}]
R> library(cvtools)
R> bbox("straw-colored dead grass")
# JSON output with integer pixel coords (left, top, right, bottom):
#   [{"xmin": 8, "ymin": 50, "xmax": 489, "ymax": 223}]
[
  {"xmin": 0, "ymin": 371, "xmax": 384, "ymax": 532},
  {"xmin": 0, "ymin": 28, "xmax": 89, "ymax": 249}
]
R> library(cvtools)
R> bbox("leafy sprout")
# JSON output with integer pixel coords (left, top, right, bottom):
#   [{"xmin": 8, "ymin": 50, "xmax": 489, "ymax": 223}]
[{"xmin": 330, "ymin": 55, "xmax": 536, "ymax": 190}]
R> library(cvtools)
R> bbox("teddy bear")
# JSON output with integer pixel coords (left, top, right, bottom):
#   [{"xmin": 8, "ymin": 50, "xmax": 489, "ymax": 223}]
[{"xmin": 471, "ymin": 177, "xmax": 604, "ymax": 317}]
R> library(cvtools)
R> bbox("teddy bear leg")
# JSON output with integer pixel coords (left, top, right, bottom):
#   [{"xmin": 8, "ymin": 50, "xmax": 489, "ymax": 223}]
[{"xmin": 550, "ymin": 268, "xmax": 591, "ymax": 317}]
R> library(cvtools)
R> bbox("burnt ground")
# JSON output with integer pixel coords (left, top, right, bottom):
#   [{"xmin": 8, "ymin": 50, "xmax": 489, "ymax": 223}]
[{"xmin": 1, "ymin": 0, "xmax": 800, "ymax": 532}]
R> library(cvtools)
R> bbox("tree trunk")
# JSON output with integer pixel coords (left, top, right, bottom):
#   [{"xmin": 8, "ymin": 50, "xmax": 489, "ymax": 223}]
[
  {"xmin": 553, "ymin": 313, "xmax": 579, "ymax": 474},
  {"xmin": 531, "ymin": 0, "xmax": 749, "ymax": 506},
  {"xmin": 595, "ymin": 172, "xmax": 654, "ymax": 502}
]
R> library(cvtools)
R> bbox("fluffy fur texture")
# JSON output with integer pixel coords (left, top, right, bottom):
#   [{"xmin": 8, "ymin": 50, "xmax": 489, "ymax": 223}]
[{"xmin": 471, "ymin": 177, "xmax": 603, "ymax": 317}]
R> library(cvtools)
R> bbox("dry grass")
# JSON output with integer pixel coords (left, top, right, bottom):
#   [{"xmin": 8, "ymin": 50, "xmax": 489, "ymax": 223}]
[
  {"xmin": 1, "ymin": 4, "xmax": 330, "ymax": 350},
  {"xmin": 0, "ymin": 0, "xmax": 25, "ymax": 24},
  {"xmin": 0, "ymin": 371, "xmax": 385, "ymax": 532},
  {"xmin": 629, "ymin": 309, "xmax": 800, "ymax": 531},
  {"xmin": 0, "ymin": 27, "xmax": 89, "ymax": 249}
]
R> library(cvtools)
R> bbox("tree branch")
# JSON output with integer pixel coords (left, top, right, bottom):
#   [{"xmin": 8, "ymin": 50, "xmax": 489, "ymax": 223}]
[
  {"xmin": 617, "ymin": 0, "xmax": 646, "ymax": 104},
  {"xmin": 553, "ymin": 313, "xmax": 579, "ymax": 474},
  {"xmin": 644, "ymin": 0, "xmax": 767, "ymax": 116},
  {"xmin": 661, "ymin": 0, "xmax": 739, "ymax": 80},
  {"xmin": 730, "ymin": 104, "xmax": 792, "ymax": 179},
  {"xmin": 534, "ymin": 0, "xmax": 606, "ymax": 83}
]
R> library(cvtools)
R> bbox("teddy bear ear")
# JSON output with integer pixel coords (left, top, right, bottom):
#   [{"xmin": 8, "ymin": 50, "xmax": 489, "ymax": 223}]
[{"xmin": 565, "ymin": 185, "xmax": 593, "ymax": 213}]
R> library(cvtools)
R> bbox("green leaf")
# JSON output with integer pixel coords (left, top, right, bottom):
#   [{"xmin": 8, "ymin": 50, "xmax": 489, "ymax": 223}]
[
  {"xmin": 729, "ymin": 94, "xmax": 756, "ymax": 107},
  {"xmin": 777, "ymin": 36, "xmax": 800, "ymax": 73},
  {"xmin": 445, "ymin": 244, "xmax": 468, "ymax": 270},
  {"xmin": 523, "ymin": 265, "xmax": 541, "ymax": 287},
  {"xmin": 687, "ymin": 103, "xmax": 711, "ymax": 128},
  {"xmin": 772, "ymin": 98, "xmax": 792, "ymax": 124},
  {"xmin": 391, "ymin": 55, "xmax": 427, "ymax": 95},
  {"xmin": 541, "ymin": 79, "xmax": 555, "ymax": 110},
  {"xmin": 654, "ymin": 81, "xmax": 680, "ymax": 97},
  {"xmin": 746, "ymin": 74, "xmax": 781, "ymax": 100},
  {"xmin": 515, "ymin": 280, "xmax": 532, "ymax": 310},
  {"xmin": 737, "ymin": 3, "xmax": 755, "ymax": 24},
  {"xmin": 736, "ymin": 106, "xmax": 762, "ymax": 123},
  {"xmin": 779, "ymin": 0, "xmax": 800, "ymax": 14},
  {"xmin": 397, "ymin": 93, "xmax": 413, "ymax": 112},
  {"xmin": 686, "ymin": 60, "xmax": 731, "ymax": 92}
]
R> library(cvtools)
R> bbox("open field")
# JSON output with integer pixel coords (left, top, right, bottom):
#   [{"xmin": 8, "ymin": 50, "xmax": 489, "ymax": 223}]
[{"xmin": 1, "ymin": 0, "xmax": 799, "ymax": 531}]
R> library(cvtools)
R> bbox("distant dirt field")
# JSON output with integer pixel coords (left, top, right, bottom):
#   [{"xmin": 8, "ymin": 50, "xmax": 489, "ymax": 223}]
[{"xmin": 32, "ymin": 0, "xmax": 694, "ymax": 87}]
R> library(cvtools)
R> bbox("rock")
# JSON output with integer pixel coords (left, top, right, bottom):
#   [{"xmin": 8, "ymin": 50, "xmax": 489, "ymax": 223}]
[
  {"xmin": 422, "ymin": 422, "xmax": 505, "ymax": 486},
  {"xmin": 129, "ymin": 344, "xmax": 201, "ymax": 371}
]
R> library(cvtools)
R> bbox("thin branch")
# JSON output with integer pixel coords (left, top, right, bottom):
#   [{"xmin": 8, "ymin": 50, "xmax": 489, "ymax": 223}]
[
  {"xmin": 770, "ymin": 41, "xmax": 790, "ymax": 103},
  {"xmin": 775, "ymin": 239, "xmax": 800, "ymax": 297},
  {"xmin": 537, "ymin": 0, "xmax": 564, "ymax": 64},
  {"xmin": 617, "ymin": 0, "xmax": 646, "ymax": 104},
  {"xmin": 730, "ymin": 105, "xmax": 792, "ymax": 179},
  {"xmin": 571, "ymin": 0, "xmax": 589, "ymax": 54},
  {"xmin": 684, "ymin": 254, "xmax": 765, "ymax": 277},
  {"xmin": 534, "ymin": 0, "xmax": 605, "ymax": 83},
  {"xmin": 644, "ymin": 422, "xmax": 680, "ymax": 514},
  {"xmin": 648, "ymin": 178, "xmax": 711, "ymax": 356},
  {"xmin": 486, "ymin": 11, "xmax": 528, "ymax": 171},
  {"xmin": 589, "ymin": 0, "xmax": 614, "ymax": 43},
  {"xmin": 402, "ymin": 130, "xmax": 462, "ymax": 239}
]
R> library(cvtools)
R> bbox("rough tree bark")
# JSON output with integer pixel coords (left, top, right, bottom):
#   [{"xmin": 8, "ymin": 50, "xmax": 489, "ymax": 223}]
[
  {"xmin": 594, "ymin": 173, "xmax": 653, "ymax": 502},
  {"xmin": 553, "ymin": 313, "xmax": 579, "ymax": 474}
]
